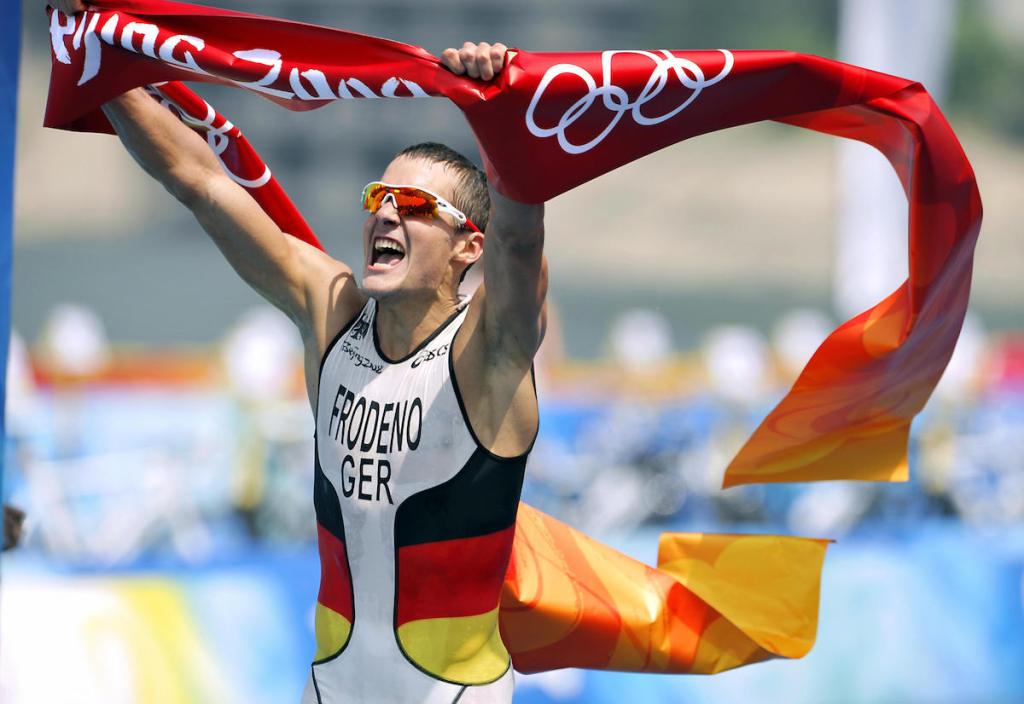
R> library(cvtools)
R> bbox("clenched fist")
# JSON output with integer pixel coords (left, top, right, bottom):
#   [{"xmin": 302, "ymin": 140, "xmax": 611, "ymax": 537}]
[{"xmin": 441, "ymin": 42, "xmax": 509, "ymax": 81}]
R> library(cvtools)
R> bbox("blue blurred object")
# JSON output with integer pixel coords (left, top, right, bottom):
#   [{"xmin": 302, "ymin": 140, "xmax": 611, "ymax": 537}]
[{"xmin": 0, "ymin": 0, "xmax": 19, "ymax": 464}]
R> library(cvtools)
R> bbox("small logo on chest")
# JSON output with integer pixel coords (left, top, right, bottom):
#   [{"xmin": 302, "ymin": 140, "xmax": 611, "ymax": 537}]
[
  {"xmin": 341, "ymin": 339, "xmax": 382, "ymax": 374},
  {"xmin": 410, "ymin": 342, "xmax": 450, "ymax": 369},
  {"xmin": 350, "ymin": 312, "xmax": 371, "ymax": 341}
]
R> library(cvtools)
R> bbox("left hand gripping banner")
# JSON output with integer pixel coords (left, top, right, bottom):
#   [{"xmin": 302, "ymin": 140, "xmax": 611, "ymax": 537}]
[{"xmin": 43, "ymin": 0, "xmax": 982, "ymax": 488}]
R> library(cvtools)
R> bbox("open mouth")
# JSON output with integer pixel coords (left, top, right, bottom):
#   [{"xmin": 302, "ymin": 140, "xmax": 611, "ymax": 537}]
[{"xmin": 370, "ymin": 236, "xmax": 406, "ymax": 269}]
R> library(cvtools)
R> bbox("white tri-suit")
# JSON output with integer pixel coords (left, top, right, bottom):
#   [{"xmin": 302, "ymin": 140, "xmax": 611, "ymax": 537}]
[{"xmin": 302, "ymin": 299, "xmax": 531, "ymax": 703}]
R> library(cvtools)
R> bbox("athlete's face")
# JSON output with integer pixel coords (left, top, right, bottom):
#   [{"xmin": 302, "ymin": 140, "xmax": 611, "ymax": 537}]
[{"xmin": 361, "ymin": 157, "xmax": 483, "ymax": 302}]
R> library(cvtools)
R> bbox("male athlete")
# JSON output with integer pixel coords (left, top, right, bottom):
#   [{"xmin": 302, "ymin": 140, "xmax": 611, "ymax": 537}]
[{"xmin": 50, "ymin": 2, "xmax": 544, "ymax": 702}]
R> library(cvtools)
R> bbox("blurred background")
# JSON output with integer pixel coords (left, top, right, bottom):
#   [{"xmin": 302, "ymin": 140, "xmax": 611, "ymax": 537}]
[{"xmin": 4, "ymin": 0, "xmax": 1024, "ymax": 702}]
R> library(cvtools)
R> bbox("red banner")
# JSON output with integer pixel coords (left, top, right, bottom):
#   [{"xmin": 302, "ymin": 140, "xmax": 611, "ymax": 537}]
[{"xmin": 43, "ymin": 1, "xmax": 982, "ymax": 488}]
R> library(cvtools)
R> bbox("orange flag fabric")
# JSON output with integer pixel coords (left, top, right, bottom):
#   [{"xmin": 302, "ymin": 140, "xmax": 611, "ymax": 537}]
[{"xmin": 502, "ymin": 504, "xmax": 829, "ymax": 674}]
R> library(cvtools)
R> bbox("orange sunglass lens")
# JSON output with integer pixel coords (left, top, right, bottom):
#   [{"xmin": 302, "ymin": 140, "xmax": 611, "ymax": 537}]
[
  {"xmin": 362, "ymin": 184, "xmax": 386, "ymax": 210},
  {"xmin": 392, "ymin": 192, "xmax": 435, "ymax": 216},
  {"xmin": 363, "ymin": 185, "xmax": 438, "ymax": 218}
]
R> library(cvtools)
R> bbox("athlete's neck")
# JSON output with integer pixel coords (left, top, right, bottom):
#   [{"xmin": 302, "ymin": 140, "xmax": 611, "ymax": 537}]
[{"xmin": 374, "ymin": 291, "xmax": 462, "ymax": 361}]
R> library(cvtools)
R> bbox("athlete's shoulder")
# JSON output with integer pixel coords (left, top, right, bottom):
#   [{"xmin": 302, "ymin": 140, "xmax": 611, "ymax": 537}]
[{"xmin": 287, "ymin": 238, "xmax": 366, "ymax": 353}]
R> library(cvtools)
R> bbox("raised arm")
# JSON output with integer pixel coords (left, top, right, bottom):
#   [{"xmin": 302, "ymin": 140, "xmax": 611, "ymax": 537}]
[
  {"xmin": 442, "ymin": 42, "xmax": 547, "ymax": 458},
  {"xmin": 99, "ymin": 88, "xmax": 344, "ymax": 327},
  {"xmin": 442, "ymin": 42, "xmax": 548, "ymax": 364},
  {"xmin": 51, "ymin": 0, "xmax": 357, "ymax": 335},
  {"xmin": 478, "ymin": 190, "xmax": 547, "ymax": 361}
]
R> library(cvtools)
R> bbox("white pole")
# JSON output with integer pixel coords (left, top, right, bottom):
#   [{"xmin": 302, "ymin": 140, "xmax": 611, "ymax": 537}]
[{"xmin": 834, "ymin": 0, "xmax": 955, "ymax": 318}]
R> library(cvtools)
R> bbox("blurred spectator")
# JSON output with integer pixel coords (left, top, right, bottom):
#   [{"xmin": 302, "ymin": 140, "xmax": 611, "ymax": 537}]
[
  {"xmin": 701, "ymin": 325, "xmax": 771, "ymax": 407},
  {"xmin": 221, "ymin": 306, "xmax": 304, "ymax": 405},
  {"xmin": 771, "ymin": 308, "xmax": 833, "ymax": 382},
  {"xmin": 39, "ymin": 302, "xmax": 110, "ymax": 380},
  {"xmin": 609, "ymin": 309, "xmax": 674, "ymax": 372},
  {"xmin": 37, "ymin": 303, "xmax": 111, "ymax": 460},
  {"xmin": 3, "ymin": 505, "xmax": 25, "ymax": 551},
  {"xmin": 220, "ymin": 306, "xmax": 311, "ymax": 540}
]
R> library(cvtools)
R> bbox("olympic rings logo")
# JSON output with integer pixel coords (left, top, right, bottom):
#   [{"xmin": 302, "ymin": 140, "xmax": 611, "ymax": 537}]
[{"xmin": 525, "ymin": 50, "xmax": 734, "ymax": 155}]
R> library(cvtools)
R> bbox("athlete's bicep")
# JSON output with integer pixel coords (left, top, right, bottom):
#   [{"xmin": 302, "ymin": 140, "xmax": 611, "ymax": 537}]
[
  {"xmin": 189, "ymin": 173, "xmax": 360, "ymax": 328},
  {"xmin": 293, "ymin": 239, "xmax": 366, "ymax": 357}
]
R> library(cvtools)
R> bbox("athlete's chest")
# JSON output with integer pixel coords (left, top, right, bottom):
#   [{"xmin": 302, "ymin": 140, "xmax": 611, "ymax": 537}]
[{"xmin": 315, "ymin": 307, "xmax": 475, "ymax": 511}]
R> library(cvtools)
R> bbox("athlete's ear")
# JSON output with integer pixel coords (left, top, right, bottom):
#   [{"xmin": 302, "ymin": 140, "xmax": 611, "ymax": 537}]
[{"xmin": 453, "ymin": 229, "xmax": 484, "ymax": 268}]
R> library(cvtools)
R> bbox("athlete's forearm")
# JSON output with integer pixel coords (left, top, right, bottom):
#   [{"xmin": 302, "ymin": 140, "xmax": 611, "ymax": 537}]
[
  {"xmin": 486, "ymin": 188, "xmax": 544, "ymax": 249},
  {"xmin": 480, "ymin": 188, "xmax": 547, "ymax": 360},
  {"xmin": 101, "ymin": 88, "xmax": 317, "ymax": 327},
  {"xmin": 101, "ymin": 88, "xmax": 222, "ymax": 205}
]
